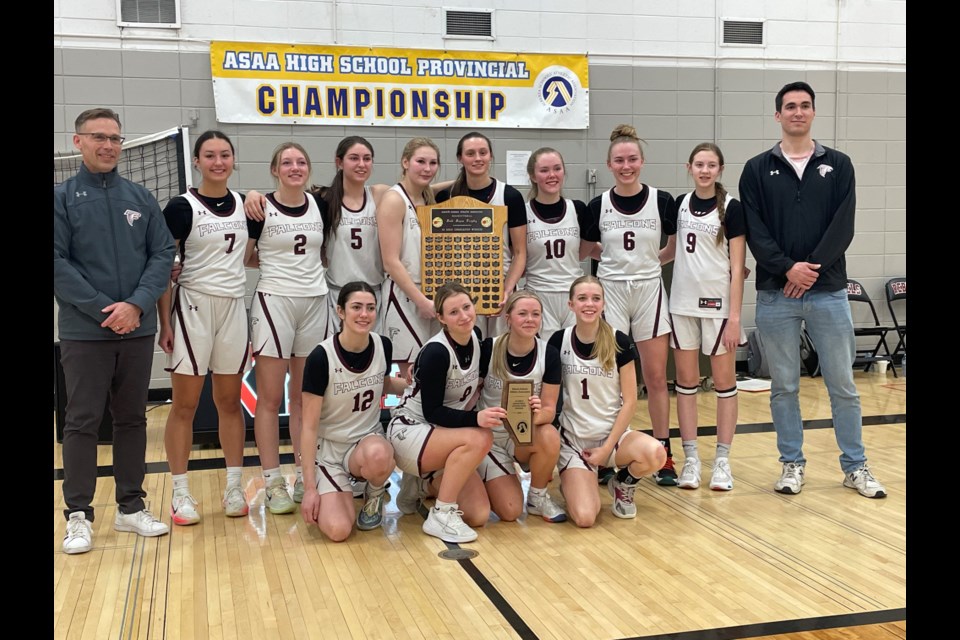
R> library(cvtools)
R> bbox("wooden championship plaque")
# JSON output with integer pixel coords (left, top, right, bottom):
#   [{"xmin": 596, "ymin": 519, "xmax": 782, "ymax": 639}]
[
  {"xmin": 501, "ymin": 380, "xmax": 535, "ymax": 447},
  {"xmin": 417, "ymin": 196, "xmax": 508, "ymax": 315}
]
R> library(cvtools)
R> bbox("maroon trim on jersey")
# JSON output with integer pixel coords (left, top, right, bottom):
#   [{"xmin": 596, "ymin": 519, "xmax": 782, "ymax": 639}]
[
  {"xmin": 416, "ymin": 427, "xmax": 435, "ymax": 476},
  {"xmin": 189, "ymin": 188, "xmax": 239, "ymax": 217},
  {"xmin": 569, "ymin": 328, "xmax": 592, "ymax": 361},
  {"xmin": 394, "ymin": 183, "xmax": 428, "ymax": 213},
  {"xmin": 172, "ymin": 285, "xmax": 200, "ymax": 375},
  {"xmin": 253, "ymin": 292, "xmax": 284, "ymax": 359},
  {"xmin": 483, "ymin": 451, "xmax": 515, "ymax": 481},
  {"xmin": 236, "ymin": 343, "xmax": 249, "ymax": 375},
  {"xmin": 333, "ymin": 333, "xmax": 376, "ymax": 374},
  {"xmin": 318, "ymin": 465, "xmax": 345, "ymax": 491},
  {"xmin": 441, "ymin": 329, "xmax": 474, "ymax": 370},
  {"xmin": 668, "ymin": 314, "xmax": 681, "ymax": 350},
  {"xmin": 342, "ymin": 188, "xmax": 368, "ymax": 214},
  {"xmin": 503, "ymin": 338, "xmax": 538, "ymax": 377},
  {"xmin": 387, "ymin": 280, "xmax": 425, "ymax": 362},
  {"xmin": 529, "ymin": 199, "xmax": 569, "ymax": 224},
  {"xmin": 648, "ymin": 280, "xmax": 666, "ymax": 341},
  {"xmin": 608, "ymin": 186, "xmax": 650, "ymax": 215},
  {"xmin": 709, "ymin": 319, "xmax": 727, "ymax": 356},
  {"xmin": 265, "ymin": 192, "xmax": 310, "ymax": 218},
  {"xmin": 559, "ymin": 426, "xmax": 598, "ymax": 473},
  {"xmin": 475, "ymin": 178, "xmax": 498, "ymax": 204}
]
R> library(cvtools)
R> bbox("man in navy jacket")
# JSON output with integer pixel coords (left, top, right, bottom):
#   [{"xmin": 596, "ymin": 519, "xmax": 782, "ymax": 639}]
[
  {"xmin": 739, "ymin": 82, "xmax": 886, "ymax": 499},
  {"xmin": 54, "ymin": 108, "xmax": 175, "ymax": 553}
]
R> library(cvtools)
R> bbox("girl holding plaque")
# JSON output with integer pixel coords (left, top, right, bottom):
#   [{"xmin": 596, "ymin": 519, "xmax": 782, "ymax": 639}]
[
  {"xmin": 547, "ymin": 276, "xmax": 666, "ymax": 526},
  {"xmin": 437, "ymin": 132, "xmax": 528, "ymax": 337},
  {"xmin": 299, "ymin": 282, "xmax": 408, "ymax": 540},
  {"xmin": 477, "ymin": 291, "xmax": 566, "ymax": 523},
  {"xmin": 582, "ymin": 125, "xmax": 679, "ymax": 487},
  {"xmin": 523, "ymin": 148, "xmax": 591, "ymax": 334},
  {"xmin": 377, "ymin": 138, "xmax": 443, "ymax": 381},
  {"xmin": 245, "ymin": 142, "xmax": 330, "ymax": 515},
  {"xmin": 666, "ymin": 143, "xmax": 746, "ymax": 491},
  {"xmin": 387, "ymin": 282, "xmax": 508, "ymax": 543}
]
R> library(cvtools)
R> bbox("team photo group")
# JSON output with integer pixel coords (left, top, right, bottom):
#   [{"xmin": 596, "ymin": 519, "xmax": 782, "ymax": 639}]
[{"xmin": 53, "ymin": 80, "xmax": 887, "ymax": 556}]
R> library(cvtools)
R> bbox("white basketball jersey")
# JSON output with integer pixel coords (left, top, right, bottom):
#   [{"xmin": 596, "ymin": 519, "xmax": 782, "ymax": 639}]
[
  {"xmin": 178, "ymin": 190, "xmax": 248, "ymax": 298},
  {"xmin": 597, "ymin": 187, "xmax": 663, "ymax": 281},
  {"xmin": 478, "ymin": 336, "xmax": 546, "ymax": 438},
  {"xmin": 396, "ymin": 330, "xmax": 481, "ymax": 423},
  {"xmin": 670, "ymin": 192, "xmax": 735, "ymax": 318},
  {"xmin": 389, "ymin": 184, "xmax": 423, "ymax": 285},
  {"xmin": 325, "ymin": 187, "xmax": 384, "ymax": 289},
  {"xmin": 256, "ymin": 193, "xmax": 328, "ymax": 297},
  {"xmin": 524, "ymin": 199, "xmax": 583, "ymax": 293},
  {"xmin": 557, "ymin": 327, "xmax": 623, "ymax": 441},
  {"xmin": 316, "ymin": 333, "xmax": 387, "ymax": 444},
  {"xmin": 478, "ymin": 336, "xmax": 546, "ymax": 410}
]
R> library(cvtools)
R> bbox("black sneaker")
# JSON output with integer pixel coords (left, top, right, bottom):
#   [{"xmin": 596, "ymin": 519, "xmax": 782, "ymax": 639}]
[{"xmin": 653, "ymin": 455, "xmax": 678, "ymax": 486}]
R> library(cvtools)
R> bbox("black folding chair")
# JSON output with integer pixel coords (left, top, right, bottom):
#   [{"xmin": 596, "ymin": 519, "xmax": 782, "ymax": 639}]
[
  {"xmin": 846, "ymin": 280, "xmax": 896, "ymax": 376},
  {"xmin": 885, "ymin": 277, "xmax": 907, "ymax": 361}
]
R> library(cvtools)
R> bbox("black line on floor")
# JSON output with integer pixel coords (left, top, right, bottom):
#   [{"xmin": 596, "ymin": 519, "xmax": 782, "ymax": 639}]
[
  {"xmin": 52, "ymin": 415, "xmax": 907, "ymax": 481},
  {"xmin": 614, "ymin": 607, "xmax": 905, "ymax": 640}
]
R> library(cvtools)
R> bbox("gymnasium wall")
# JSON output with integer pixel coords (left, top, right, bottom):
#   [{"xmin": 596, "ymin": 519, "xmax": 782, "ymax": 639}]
[{"xmin": 53, "ymin": 1, "xmax": 907, "ymax": 389}]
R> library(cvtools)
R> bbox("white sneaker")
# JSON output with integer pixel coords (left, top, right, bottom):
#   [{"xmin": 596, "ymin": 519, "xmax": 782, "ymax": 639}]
[
  {"xmin": 843, "ymin": 464, "xmax": 887, "ymax": 498},
  {"xmin": 292, "ymin": 478, "xmax": 305, "ymax": 504},
  {"xmin": 774, "ymin": 462, "xmax": 805, "ymax": 495},
  {"xmin": 223, "ymin": 485, "xmax": 249, "ymax": 517},
  {"xmin": 63, "ymin": 512, "xmax": 93, "ymax": 554},
  {"xmin": 265, "ymin": 477, "xmax": 296, "ymax": 514},
  {"xmin": 526, "ymin": 490, "xmax": 567, "ymax": 523},
  {"xmin": 114, "ymin": 509, "xmax": 170, "ymax": 537},
  {"xmin": 396, "ymin": 473, "xmax": 424, "ymax": 515},
  {"xmin": 678, "ymin": 457, "xmax": 701, "ymax": 490},
  {"xmin": 422, "ymin": 505, "xmax": 478, "ymax": 543},
  {"xmin": 709, "ymin": 458, "xmax": 734, "ymax": 491},
  {"xmin": 170, "ymin": 493, "xmax": 201, "ymax": 526}
]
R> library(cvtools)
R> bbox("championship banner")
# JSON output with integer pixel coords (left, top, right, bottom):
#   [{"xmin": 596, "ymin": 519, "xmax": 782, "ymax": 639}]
[{"xmin": 210, "ymin": 41, "xmax": 589, "ymax": 129}]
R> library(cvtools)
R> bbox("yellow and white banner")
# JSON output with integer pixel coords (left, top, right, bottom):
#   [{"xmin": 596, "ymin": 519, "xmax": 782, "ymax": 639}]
[{"xmin": 211, "ymin": 41, "xmax": 589, "ymax": 129}]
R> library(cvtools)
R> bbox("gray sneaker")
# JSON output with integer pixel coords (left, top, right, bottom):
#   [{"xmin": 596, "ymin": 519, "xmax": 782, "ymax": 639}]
[
  {"xmin": 843, "ymin": 464, "xmax": 887, "ymax": 498},
  {"xmin": 292, "ymin": 477, "xmax": 305, "ymax": 504},
  {"xmin": 396, "ymin": 473, "xmax": 424, "ymax": 515},
  {"xmin": 265, "ymin": 477, "xmax": 296, "ymax": 514},
  {"xmin": 607, "ymin": 477, "xmax": 638, "ymax": 519},
  {"xmin": 526, "ymin": 490, "xmax": 567, "ymax": 523},
  {"xmin": 774, "ymin": 462, "xmax": 805, "ymax": 495},
  {"xmin": 356, "ymin": 485, "xmax": 386, "ymax": 531}
]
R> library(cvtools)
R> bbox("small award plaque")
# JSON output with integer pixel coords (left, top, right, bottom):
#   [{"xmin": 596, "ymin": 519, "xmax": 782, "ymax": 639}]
[{"xmin": 502, "ymin": 380, "xmax": 535, "ymax": 447}]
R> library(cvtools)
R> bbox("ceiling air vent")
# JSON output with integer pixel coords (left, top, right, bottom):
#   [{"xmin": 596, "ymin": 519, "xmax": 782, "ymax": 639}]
[
  {"xmin": 117, "ymin": 0, "xmax": 180, "ymax": 28},
  {"xmin": 722, "ymin": 20, "xmax": 764, "ymax": 46},
  {"xmin": 445, "ymin": 9, "xmax": 494, "ymax": 39}
]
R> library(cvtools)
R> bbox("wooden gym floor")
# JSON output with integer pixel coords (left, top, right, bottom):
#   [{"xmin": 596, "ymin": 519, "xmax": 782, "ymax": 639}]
[{"xmin": 53, "ymin": 370, "xmax": 906, "ymax": 639}]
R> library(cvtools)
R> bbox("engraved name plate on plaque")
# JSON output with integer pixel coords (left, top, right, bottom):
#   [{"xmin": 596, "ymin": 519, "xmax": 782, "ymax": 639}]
[
  {"xmin": 502, "ymin": 380, "xmax": 534, "ymax": 446},
  {"xmin": 417, "ymin": 195, "xmax": 507, "ymax": 315}
]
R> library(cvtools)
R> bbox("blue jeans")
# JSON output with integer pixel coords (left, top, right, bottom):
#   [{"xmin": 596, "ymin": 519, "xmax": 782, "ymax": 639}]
[{"xmin": 755, "ymin": 288, "xmax": 866, "ymax": 473}]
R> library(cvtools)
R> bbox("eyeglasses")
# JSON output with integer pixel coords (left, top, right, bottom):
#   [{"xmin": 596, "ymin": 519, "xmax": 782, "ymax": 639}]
[{"xmin": 78, "ymin": 132, "xmax": 126, "ymax": 145}]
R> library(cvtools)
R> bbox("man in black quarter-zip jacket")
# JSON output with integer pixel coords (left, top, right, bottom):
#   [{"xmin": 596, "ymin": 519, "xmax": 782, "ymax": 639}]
[
  {"xmin": 739, "ymin": 81, "xmax": 887, "ymax": 501},
  {"xmin": 54, "ymin": 108, "xmax": 175, "ymax": 554}
]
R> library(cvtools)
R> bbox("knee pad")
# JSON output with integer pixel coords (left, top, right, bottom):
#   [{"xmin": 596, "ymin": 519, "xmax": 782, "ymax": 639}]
[
  {"xmin": 715, "ymin": 385, "xmax": 738, "ymax": 399},
  {"xmin": 675, "ymin": 382, "xmax": 699, "ymax": 396}
]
